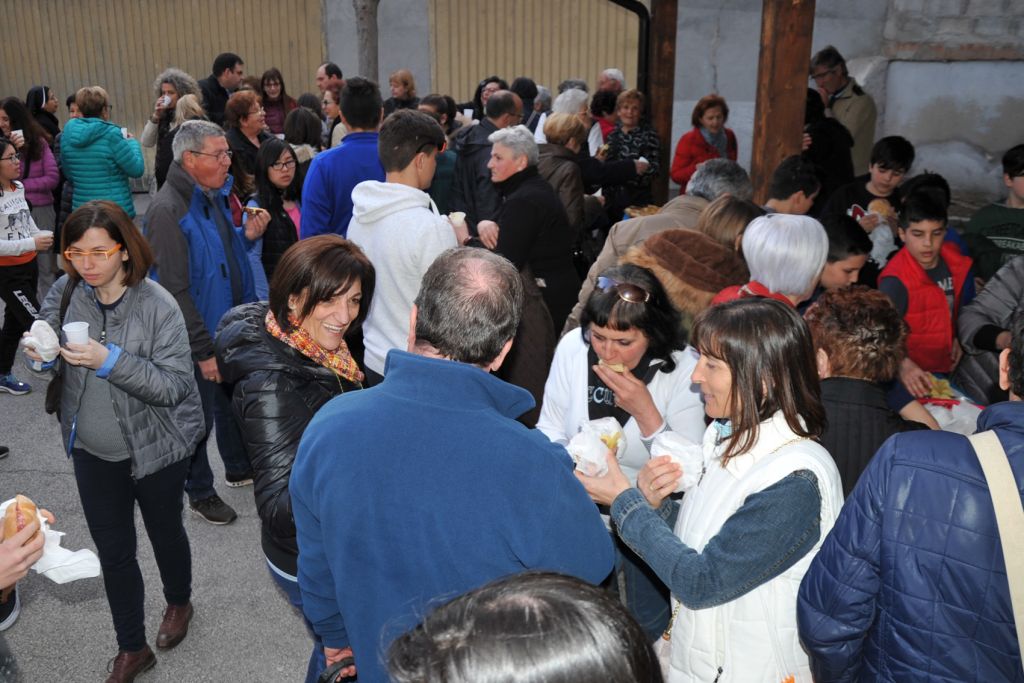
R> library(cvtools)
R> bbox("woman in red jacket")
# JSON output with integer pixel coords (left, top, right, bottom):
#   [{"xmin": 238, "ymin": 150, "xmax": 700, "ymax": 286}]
[{"xmin": 670, "ymin": 94, "xmax": 738, "ymax": 193}]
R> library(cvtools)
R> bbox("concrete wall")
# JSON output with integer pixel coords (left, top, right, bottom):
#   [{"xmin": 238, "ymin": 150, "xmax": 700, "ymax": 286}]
[
  {"xmin": 324, "ymin": 0, "xmax": 432, "ymax": 92},
  {"xmin": 670, "ymin": 0, "xmax": 1023, "ymax": 200}
]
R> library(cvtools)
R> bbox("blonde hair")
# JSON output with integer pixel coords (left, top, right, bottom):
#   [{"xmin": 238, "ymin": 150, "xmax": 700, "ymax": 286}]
[
  {"xmin": 75, "ymin": 86, "xmax": 109, "ymax": 118},
  {"xmin": 172, "ymin": 94, "xmax": 205, "ymax": 130},
  {"xmin": 695, "ymin": 194, "xmax": 764, "ymax": 251},
  {"xmin": 543, "ymin": 112, "xmax": 587, "ymax": 148},
  {"xmin": 389, "ymin": 69, "xmax": 417, "ymax": 99}
]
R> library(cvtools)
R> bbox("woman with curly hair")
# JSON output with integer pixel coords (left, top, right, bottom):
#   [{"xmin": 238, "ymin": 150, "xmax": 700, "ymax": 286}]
[{"xmin": 142, "ymin": 68, "xmax": 201, "ymax": 189}]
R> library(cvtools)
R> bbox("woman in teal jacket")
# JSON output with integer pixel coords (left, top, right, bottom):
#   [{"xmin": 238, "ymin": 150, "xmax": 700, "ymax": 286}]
[{"xmin": 60, "ymin": 86, "xmax": 144, "ymax": 217}]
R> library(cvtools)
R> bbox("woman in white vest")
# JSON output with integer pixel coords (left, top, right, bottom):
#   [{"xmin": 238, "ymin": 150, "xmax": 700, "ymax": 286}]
[{"xmin": 578, "ymin": 297, "xmax": 844, "ymax": 682}]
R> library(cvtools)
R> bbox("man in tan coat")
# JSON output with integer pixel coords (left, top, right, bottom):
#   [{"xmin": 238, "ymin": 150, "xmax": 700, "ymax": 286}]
[
  {"xmin": 562, "ymin": 158, "xmax": 752, "ymax": 334},
  {"xmin": 811, "ymin": 45, "xmax": 877, "ymax": 175}
]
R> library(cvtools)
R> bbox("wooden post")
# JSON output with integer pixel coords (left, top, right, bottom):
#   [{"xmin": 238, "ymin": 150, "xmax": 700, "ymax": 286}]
[
  {"xmin": 749, "ymin": 0, "xmax": 816, "ymax": 204},
  {"xmin": 649, "ymin": 0, "xmax": 678, "ymax": 206}
]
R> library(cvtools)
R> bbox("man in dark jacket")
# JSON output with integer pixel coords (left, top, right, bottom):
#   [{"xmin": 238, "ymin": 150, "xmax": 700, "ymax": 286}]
[
  {"xmin": 798, "ymin": 309, "xmax": 1024, "ymax": 681},
  {"xmin": 198, "ymin": 52, "xmax": 244, "ymax": 127},
  {"xmin": 144, "ymin": 120, "xmax": 266, "ymax": 525},
  {"xmin": 450, "ymin": 90, "xmax": 522, "ymax": 234}
]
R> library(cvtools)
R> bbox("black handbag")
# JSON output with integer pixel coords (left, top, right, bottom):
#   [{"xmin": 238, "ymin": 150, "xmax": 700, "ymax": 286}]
[{"xmin": 44, "ymin": 279, "xmax": 77, "ymax": 419}]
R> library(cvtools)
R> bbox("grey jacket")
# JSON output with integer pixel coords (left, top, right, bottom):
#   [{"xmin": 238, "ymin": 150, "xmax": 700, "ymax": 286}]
[
  {"xmin": 37, "ymin": 275, "xmax": 204, "ymax": 479},
  {"xmin": 954, "ymin": 254, "xmax": 1024, "ymax": 404}
]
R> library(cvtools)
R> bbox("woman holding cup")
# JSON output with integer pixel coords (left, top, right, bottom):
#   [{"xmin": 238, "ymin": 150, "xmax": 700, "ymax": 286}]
[
  {"xmin": 0, "ymin": 135, "xmax": 51, "ymax": 396},
  {"xmin": 23, "ymin": 200, "xmax": 204, "ymax": 682}
]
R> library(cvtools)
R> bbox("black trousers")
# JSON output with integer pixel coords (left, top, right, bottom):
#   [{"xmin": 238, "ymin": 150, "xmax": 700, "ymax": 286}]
[
  {"xmin": 72, "ymin": 449, "xmax": 191, "ymax": 651},
  {"xmin": 0, "ymin": 260, "xmax": 38, "ymax": 375}
]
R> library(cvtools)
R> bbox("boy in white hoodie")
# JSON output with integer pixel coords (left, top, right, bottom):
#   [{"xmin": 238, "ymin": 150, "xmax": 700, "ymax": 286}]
[{"xmin": 348, "ymin": 110, "xmax": 470, "ymax": 384}]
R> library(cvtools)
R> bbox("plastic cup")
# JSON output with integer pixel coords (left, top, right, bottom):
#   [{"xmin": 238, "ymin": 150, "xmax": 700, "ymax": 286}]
[
  {"xmin": 120, "ymin": 127, "xmax": 129, "ymax": 139},
  {"xmin": 63, "ymin": 321, "xmax": 90, "ymax": 345},
  {"xmin": 449, "ymin": 211, "xmax": 466, "ymax": 227}
]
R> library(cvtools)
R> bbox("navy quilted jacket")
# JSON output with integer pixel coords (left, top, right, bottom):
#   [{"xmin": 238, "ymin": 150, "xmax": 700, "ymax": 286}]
[{"xmin": 797, "ymin": 400, "xmax": 1024, "ymax": 682}]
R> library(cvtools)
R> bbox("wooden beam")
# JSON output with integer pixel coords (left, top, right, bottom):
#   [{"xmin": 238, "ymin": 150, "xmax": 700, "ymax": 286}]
[
  {"xmin": 649, "ymin": 0, "xmax": 678, "ymax": 206},
  {"xmin": 750, "ymin": 0, "xmax": 817, "ymax": 204}
]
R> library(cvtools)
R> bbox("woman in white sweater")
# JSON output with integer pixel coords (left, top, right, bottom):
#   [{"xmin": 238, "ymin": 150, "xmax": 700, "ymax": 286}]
[
  {"xmin": 537, "ymin": 263, "xmax": 705, "ymax": 640},
  {"xmin": 578, "ymin": 298, "xmax": 844, "ymax": 682}
]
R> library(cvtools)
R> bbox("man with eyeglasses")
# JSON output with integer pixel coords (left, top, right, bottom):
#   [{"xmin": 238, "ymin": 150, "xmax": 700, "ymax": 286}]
[
  {"xmin": 143, "ymin": 120, "xmax": 266, "ymax": 526},
  {"xmin": 199, "ymin": 52, "xmax": 245, "ymax": 127},
  {"xmin": 810, "ymin": 45, "xmax": 877, "ymax": 175}
]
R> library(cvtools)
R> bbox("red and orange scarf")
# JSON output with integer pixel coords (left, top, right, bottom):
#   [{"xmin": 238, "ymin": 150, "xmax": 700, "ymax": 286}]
[{"xmin": 265, "ymin": 310, "xmax": 364, "ymax": 385}]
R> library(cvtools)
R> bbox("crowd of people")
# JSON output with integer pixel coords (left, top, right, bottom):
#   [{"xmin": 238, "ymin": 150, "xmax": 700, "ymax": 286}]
[{"xmin": 1, "ymin": 44, "xmax": 1023, "ymax": 683}]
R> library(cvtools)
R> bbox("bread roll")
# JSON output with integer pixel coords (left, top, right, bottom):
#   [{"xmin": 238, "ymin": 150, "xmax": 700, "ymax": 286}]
[{"xmin": 2, "ymin": 494, "xmax": 38, "ymax": 542}]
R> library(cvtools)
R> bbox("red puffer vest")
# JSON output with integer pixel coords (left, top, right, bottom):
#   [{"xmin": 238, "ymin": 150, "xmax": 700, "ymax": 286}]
[{"xmin": 879, "ymin": 242, "xmax": 972, "ymax": 373}]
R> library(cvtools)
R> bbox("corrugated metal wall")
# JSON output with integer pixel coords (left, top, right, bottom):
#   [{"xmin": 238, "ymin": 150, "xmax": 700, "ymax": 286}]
[
  {"xmin": 428, "ymin": 0, "xmax": 640, "ymax": 103},
  {"xmin": 2, "ymin": 0, "xmax": 324, "ymax": 179}
]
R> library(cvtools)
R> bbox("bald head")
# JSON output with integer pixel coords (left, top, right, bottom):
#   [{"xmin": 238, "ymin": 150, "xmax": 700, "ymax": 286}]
[
  {"xmin": 485, "ymin": 91, "xmax": 523, "ymax": 128},
  {"xmin": 413, "ymin": 248, "xmax": 524, "ymax": 365}
]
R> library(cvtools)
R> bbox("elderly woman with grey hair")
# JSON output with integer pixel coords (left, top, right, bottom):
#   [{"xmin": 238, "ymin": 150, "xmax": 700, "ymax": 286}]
[
  {"xmin": 477, "ymin": 125, "xmax": 579, "ymax": 333},
  {"xmin": 712, "ymin": 213, "xmax": 829, "ymax": 307},
  {"xmin": 473, "ymin": 125, "xmax": 579, "ymax": 424},
  {"xmin": 535, "ymin": 88, "xmax": 602, "ymax": 154},
  {"xmin": 142, "ymin": 68, "xmax": 202, "ymax": 189}
]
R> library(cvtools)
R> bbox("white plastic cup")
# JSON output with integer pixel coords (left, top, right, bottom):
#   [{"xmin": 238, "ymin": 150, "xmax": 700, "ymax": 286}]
[
  {"xmin": 120, "ymin": 127, "xmax": 129, "ymax": 139},
  {"xmin": 449, "ymin": 211, "xmax": 466, "ymax": 227},
  {"xmin": 63, "ymin": 322, "xmax": 90, "ymax": 345}
]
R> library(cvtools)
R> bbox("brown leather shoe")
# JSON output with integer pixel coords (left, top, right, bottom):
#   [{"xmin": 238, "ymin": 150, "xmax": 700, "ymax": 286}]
[
  {"xmin": 105, "ymin": 645, "xmax": 155, "ymax": 683},
  {"xmin": 156, "ymin": 602, "xmax": 194, "ymax": 650}
]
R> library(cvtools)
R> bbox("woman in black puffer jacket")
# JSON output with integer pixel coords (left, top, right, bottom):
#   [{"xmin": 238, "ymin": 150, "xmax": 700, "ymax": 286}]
[{"xmin": 215, "ymin": 235, "xmax": 375, "ymax": 683}]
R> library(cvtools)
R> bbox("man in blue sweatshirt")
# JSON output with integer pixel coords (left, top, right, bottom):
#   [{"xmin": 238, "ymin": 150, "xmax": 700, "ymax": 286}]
[
  {"xmin": 300, "ymin": 77, "xmax": 385, "ymax": 238},
  {"xmin": 290, "ymin": 248, "xmax": 614, "ymax": 683}
]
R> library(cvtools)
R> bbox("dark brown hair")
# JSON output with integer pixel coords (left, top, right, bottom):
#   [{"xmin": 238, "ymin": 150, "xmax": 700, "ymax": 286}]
[
  {"xmin": 691, "ymin": 94, "xmax": 729, "ymax": 128},
  {"xmin": 692, "ymin": 297, "xmax": 824, "ymax": 463},
  {"xmin": 61, "ymin": 200, "xmax": 154, "ymax": 287},
  {"xmin": 268, "ymin": 235, "xmax": 375, "ymax": 334},
  {"xmin": 225, "ymin": 90, "xmax": 261, "ymax": 130},
  {"xmin": 804, "ymin": 286, "xmax": 907, "ymax": 384}
]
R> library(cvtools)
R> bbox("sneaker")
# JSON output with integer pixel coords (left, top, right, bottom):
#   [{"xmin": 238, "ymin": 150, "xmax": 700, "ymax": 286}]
[
  {"xmin": 0, "ymin": 374, "xmax": 30, "ymax": 396},
  {"xmin": 188, "ymin": 495, "xmax": 237, "ymax": 525},
  {"xmin": 224, "ymin": 470, "xmax": 255, "ymax": 488},
  {"xmin": 0, "ymin": 445, "xmax": 9, "ymax": 459},
  {"xmin": 0, "ymin": 585, "xmax": 20, "ymax": 631}
]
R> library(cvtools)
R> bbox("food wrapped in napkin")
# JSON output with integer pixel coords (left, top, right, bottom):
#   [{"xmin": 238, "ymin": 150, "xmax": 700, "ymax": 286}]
[
  {"xmin": 0, "ymin": 497, "xmax": 101, "ymax": 584},
  {"xmin": 21, "ymin": 320, "xmax": 61, "ymax": 370},
  {"xmin": 651, "ymin": 432, "xmax": 704, "ymax": 492},
  {"xmin": 567, "ymin": 417, "xmax": 627, "ymax": 477}
]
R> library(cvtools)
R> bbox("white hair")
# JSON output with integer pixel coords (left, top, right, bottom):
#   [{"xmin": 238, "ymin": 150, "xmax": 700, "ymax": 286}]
[
  {"xmin": 535, "ymin": 86, "xmax": 552, "ymax": 109},
  {"xmin": 488, "ymin": 125, "xmax": 539, "ymax": 166},
  {"xmin": 741, "ymin": 215, "xmax": 828, "ymax": 297},
  {"xmin": 172, "ymin": 120, "xmax": 225, "ymax": 162},
  {"xmin": 602, "ymin": 68, "xmax": 626, "ymax": 89},
  {"xmin": 552, "ymin": 89, "xmax": 589, "ymax": 115}
]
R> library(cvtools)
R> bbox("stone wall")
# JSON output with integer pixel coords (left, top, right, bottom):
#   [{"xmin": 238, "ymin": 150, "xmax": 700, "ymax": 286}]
[{"xmin": 884, "ymin": 0, "xmax": 1024, "ymax": 60}]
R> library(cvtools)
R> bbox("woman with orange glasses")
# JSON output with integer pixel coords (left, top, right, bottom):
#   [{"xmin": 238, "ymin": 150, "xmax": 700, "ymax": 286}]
[
  {"xmin": 23, "ymin": 200, "xmax": 204, "ymax": 682},
  {"xmin": 0, "ymin": 135, "xmax": 52, "ymax": 395}
]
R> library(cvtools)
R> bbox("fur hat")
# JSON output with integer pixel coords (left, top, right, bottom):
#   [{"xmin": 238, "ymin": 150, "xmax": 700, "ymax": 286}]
[{"xmin": 623, "ymin": 229, "xmax": 749, "ymax": 327}]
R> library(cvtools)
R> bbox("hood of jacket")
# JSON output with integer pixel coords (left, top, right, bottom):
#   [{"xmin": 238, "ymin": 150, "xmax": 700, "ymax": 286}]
[
  {"xmin": 350, "ymin": 180, "xmax": 433, "ymax": 224},
  {"xmin": 451, "ymin": 118, "xmax": 498, "ymax": 156},
  {"xmin": 215, "ymin": 302, "xmax": 338, "ymax": 386},
  {"xmin": 61, "ymin": 116, "xmax": 120, "ymax": 148}
]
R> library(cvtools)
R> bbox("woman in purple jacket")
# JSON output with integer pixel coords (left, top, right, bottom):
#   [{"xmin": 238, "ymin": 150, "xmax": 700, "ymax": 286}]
[{"xmin": 0, "ymin": 98, "xmax": 59, "ymax": 299}]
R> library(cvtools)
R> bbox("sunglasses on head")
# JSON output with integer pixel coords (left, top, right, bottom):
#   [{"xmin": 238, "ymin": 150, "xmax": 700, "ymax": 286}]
[{"xmin": 596, "ymin": 276, "xmax": 650, "ymax": 304}]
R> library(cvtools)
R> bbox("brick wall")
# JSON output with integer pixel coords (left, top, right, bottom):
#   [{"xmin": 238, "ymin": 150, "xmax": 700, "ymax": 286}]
[{"xmin": 884, "ymin": 0, "xmax": 1024, "ymax": 59}]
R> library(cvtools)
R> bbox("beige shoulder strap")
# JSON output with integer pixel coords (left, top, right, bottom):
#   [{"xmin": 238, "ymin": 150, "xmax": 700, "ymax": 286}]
[{"xmin": 967, "ymin": 430, "xmax": 1024, "ymax": 670}]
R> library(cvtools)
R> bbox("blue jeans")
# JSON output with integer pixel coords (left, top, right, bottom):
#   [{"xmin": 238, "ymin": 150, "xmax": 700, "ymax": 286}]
[
  {"xmin": 266, "ymin": 561, "xmax": 326, "ymax": 683},
  {"xmin": 615, "ymin": 535, "xmax": 671, "ymax": 641},
  {"xmin": 185, "ymin": 366, "xmax": 251, "ymax": 501}
]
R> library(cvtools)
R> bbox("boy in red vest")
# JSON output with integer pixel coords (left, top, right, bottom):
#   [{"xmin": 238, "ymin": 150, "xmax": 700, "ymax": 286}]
[{"xmin": 879, "ymin": 191, "xmax": 974, "ymax": 398}]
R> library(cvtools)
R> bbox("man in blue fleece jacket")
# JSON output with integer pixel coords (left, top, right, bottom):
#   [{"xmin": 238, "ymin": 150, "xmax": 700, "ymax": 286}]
[
  {"xmin": 290, "ymin": 248, "xmax": 614, "ymax": 683},
  {"xmin": 300, "ymin": 77, "xmax": 385, "ymax": 238}
]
